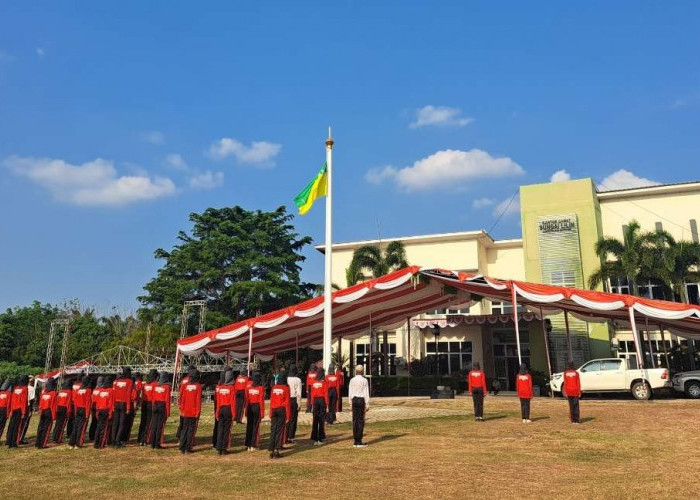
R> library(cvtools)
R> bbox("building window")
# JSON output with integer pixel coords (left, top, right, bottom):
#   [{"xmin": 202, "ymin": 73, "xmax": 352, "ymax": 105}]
[
  {"xmin": 550, "ymin": 270, "xmax": 576, "ymax": 288},
  {"xmin": 610, "ymin": 277, "xmax": 630, "ymax": 295},
  {"xmin": 355, "ymin": 342, "xmax": 397, "ymax": 375},
  {"xmin": 686, "ymin": 283, "xmax": 700, "ymax": 305},
  {"xmin": 638, "ymin": 280, "xmax": 665, "ymax": 300},
  {"xmin": 490, "ymin": 301, "xmax": 523, "ymax": 315},
  {"xmin": 691, "ymin": 219, "xmax": 699, "ymax": 243},
  {"xmin": 425, "ymin": 341, "xmax": 472, "ymax": 375}
]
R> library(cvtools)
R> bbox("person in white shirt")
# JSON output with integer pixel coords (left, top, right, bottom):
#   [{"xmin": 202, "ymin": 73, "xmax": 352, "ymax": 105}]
[
  {"xmin": 20, "ymin": 376, "xmax": 37, "ymax": 444},
  {"xmin": 286, "ymin": 365, "xmax": 302, "ymax": 444},
  {"xmin": 347, "ymin": 365, "xmax": 370, "ymax": 448}
]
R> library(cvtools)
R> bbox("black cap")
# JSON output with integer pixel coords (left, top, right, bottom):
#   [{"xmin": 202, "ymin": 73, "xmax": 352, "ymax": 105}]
[
  {"xmin": 159, "ymin": 372, "xmax": 172, "ymax": 385},
  {"xmin": 147, "ymin": 369, "xmax": 159, "ymax": 383},
  {"xmin": 45, "ymin": 378, "xmax": 57, "ymax": 391},
  {"xmin": 121, "ymin": 366, "xmax": 132, "ymax": 379}
]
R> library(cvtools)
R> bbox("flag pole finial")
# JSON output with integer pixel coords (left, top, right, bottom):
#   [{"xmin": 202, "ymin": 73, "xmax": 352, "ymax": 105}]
[{"xmin": 326, "ymin": 126, "xmax": 334, "ymax": 148}]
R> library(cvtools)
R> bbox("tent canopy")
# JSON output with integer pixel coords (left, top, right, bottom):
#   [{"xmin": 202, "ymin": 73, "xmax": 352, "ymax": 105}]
[{"xmin": 176, "ymin": 266, "xmax": 700, "ymax": 358}]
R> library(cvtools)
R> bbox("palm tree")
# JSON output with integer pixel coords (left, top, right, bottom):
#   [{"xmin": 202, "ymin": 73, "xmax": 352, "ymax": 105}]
[
  {"xmin": 348, "ymin": 240, "xmax": 409, "ymax": 285},
  {"xmin": 662, "ymin": 240, "xmax": 700, "ymax": 303}
]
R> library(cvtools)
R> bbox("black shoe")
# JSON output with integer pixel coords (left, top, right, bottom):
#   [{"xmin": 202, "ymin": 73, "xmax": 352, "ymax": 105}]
[{"xmin": 274, "ymin": 450, "xmax": 281, "ymax": 458}]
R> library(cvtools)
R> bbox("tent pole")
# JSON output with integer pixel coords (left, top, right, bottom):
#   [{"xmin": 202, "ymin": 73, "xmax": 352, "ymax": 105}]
[
  {"xmin": 658, "ymin": 324, "xmax": 671, "ymax": 371},
  {"xmin": 247, "ymin": 326, "xmax": 254, "ymax": 372},
  {"xmin": 564, "ymin": 310, "xmax": 573, "ymax": 363},
  {"xmin": 510, "ymin": 282, "xmax": 523, "ymax": 365},
  {"xmin": 627, "ymin": 307, "xmax": 645, "ymax": 369},
  {"xmin": 368, "ymin": 313, "xmax": 373, "ymax": 395},
  {"xmin": 644, "ymin": 317, "xmax": 655, "ymax": 368},
  {"xmin": 295, "ymin": 333, "xmax": 299, "ymax": 366},
  {"xmin": 538, "ymin": 306, "xmax": 553, "ymax": 398},
  {"xmin": 407, "ymin": 316, "xmax": 411, "ymax": 397}
]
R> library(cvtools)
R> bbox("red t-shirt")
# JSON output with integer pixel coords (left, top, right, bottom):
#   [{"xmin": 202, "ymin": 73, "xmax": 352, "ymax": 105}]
[
  {"xmin": 269, "ymin": 384, "xmax": 291, "ymax": 420},
  {"xmin": 516, "ymin": 373, "xmax": 533, "ymax": 399},
  {"xmin": 234, "ymin": 376, "xmax": 249, "ymax": 392},
  {"xmin": 10, "ymin": 386, "xmax": 28, "ymax": 416},
  {"xmin": 95, "ymin": 388, "xmax": 115, "ymax": 417},
  {"xmin": 179, "ymin": 382, "xmax": 202, "ymax": 418},
  {"xmin": 310, "ymin": 380, "xmax": 329, "ymax": 405},
  {"xmin": 39, "ymin": 390, "xmax": 58, "ymax": 419},
  {"xmin": 245, "ymin": 385, "xmax": 265, "ymax": 408},
  {"xmin": 215, "ymin": 384, "xmax": 236, "ymax": 420},
  {"xmin": 113, "ymin": 377, "xmax": 134, "ymax": 409},
  {"xmin": 326, "ymin": 373, "xmax": 340, "ymax": 392},
  {"xmin": 468, "ymin": 370, "xmax": 488, "ymax": 392},
  {"xmin": 563, "ymin": 369, "xmax": 582, "ymax": 398},
  {"xmin": 0, "ymin": 390, "xmax": 11, "ymax": 409},
  {"xmin": 73, "ymin": 387, "xmax": 92, "ymax": 413},
  {"xmin": 142, "ymin": 381, "xmax": 157, "ymax": 403}
]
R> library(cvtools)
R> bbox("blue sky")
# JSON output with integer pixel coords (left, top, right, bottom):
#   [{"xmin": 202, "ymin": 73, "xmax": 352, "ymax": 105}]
[{"xmin": 1, "ymin": 2, "xmax": 700, "ymax": 311}]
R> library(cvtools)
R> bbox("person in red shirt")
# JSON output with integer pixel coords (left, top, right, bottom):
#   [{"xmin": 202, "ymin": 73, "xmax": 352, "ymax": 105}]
[
  {"xmin": 233, "ymin": 370, "xmax": 249, "ymax": 424},
  {"xmin": 35, "ymin": 378, "xmax": 58, "ymax": 449},
  {"xmin": 305, "ymin": 364, "xmax": 318, "ymax": 413},
  {"xmin": 52, "ymin": 379, "xmax": 73, "ymax": 444},
  {"xmin": 215, "ymin": 369, "xmax": 236, "ymax": 455},
  {"xmin": 88, "ymin": 376, "xmax": 103, "ymax": 442},
  {"xmin": 6, "ymin": 375, "xmax": 29, "ymax": 447},
  {"xmin": 516, "ymin": 363, "xmax": 534, "ymax": 423},
  {"xmin": 138, "ymin": 369, "xmax": 158, "ymax": 446},
  {"xmin": 123, "ymin": 372, "xmax": 142, "ymax": 443},
  {"xmin": 150, "ymin": 372, "xmax": 171, "ymax": 449},
  {"xmin": 0, "ymin": 378, "xmax": 12, "ymax": 441},
  {"xmin": 69, "ymin": 375, "xmax": 92, "ymax": 448},
  {"xmin": 175, "ymin": 366, "xmax": 194, "ymax": 439},
  {"xmin": 111, "ymin": 366, "xmax": 134, "ymax": 447},
  {"xmin": 310, "ymin": 368, "xmax": 329, "ymax": 445},
  {"xmin": 468, "ymin": 362, "xmax": 488, "ymax": 422},
  {"xmin": 336, "ymin": 366, "xmax": 345, "ymax": 412},
  {"xmin": 563, "ymin": 361, "xmax": 582, "ymax": 424},
  {"xmin": 66, "ymin": 374, "xmax": 84, "ymax": 441},
  {"xmin": 212, "ymin": 370, "xmax": 226, "ymax": 448},
  {"xmin": 94, "ymin": 376, "xmax": 115, "ymax": 449},
  {"xmin": 244, "ymin": 372, "xmax": 265, "ymax": 451},
  {"xmin": 268, "ymin": 372, "xmax": 291, "ymax": 459},
  {"xmin": 178, "ymin": 369, "xmax": 202, "ymax": 454},
  {"xmin": 325, "ymin": 364, "xmax": 340, "ymax": 425}
]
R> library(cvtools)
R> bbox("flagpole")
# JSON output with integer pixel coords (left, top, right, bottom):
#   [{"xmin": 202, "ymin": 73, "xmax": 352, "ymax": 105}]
[{"xmin": 323, "ymin": 127, "xmax": 334, "ymax": 372}]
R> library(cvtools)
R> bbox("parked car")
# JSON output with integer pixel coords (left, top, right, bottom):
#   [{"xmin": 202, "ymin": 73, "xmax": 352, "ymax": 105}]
[
  {"xmin": 549, "ymin": 358, "xmax": 670, "ymax": 400},
  {"xmin": 671, "ymin": 371, "xmax": 700, "ymax": 398}
]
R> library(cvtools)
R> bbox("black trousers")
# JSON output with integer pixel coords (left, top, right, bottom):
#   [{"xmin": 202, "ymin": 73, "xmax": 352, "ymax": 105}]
[
  {"xmin": 66, "ymin": 411, "xmax": 74, "ymax": 440},
  {"xmin": 235, "ymin": 391, "xmax": 246, "ymax": 424},
  {"xmin": 520, "ymin": 398, "xmax": 531, "ymax": 420},
  {"xmin": 88, "ymin": 406, "xmax": 98, "ymax": 441},
  {"xmin": 52, "ymin": 406, "xmax": 69, "ymax": 443},
  {"xmin": 150, "ymin": 402, "xmax": 167, "ymax": 449},
  {"xmin": 0, "ymin": 407, "xmax": 8, "ymax": 441},
  {"xmin": 137, "ymin": 401, "xmax": 153, "ymax": 445},
  {"xmin": 111, "ymin": 402, "xmax": 128, "ymax": 445},
  {"xmin": 179, "ymin": 416, "xmax": 198, "ymax": 452},
  {"xmin": 20, "ymin": 408, "xmax": 31, "ymax": 442},
  {"xmin": 311, "ymin": 397, "xmax": 326, "ymax": 442},
  {"xmin": 338, "ymin": 386, "xmax": 343, "ymax": 412},
  {"xmin": 268, "ymin": 407, "xmax": 286, "ymax": 451},
  {"xmin": 35, "ymin": 409, "xmax": 53, "ymax": 448},
  {"xmin": 94, "ymin": 409, "xmax": 111, "ymax": 448},
  {"xmin": 212, "ymin": 400, "xmax": 218, "ymax": 447},
  {"xmin": 352, "ymin": 397, "xmax": 366, "ymax": 445},
  {"xmin": 472, "ymin": 388, "xmax": 484, "ymax": 418},
  {"xmin": 286, "ymin": 397, "xmax": 299, "ymax": 441},
  {"xmin": 69, "ymin": 407, "xmax": 89, "ymax": 447},
  {"xmin": 568, "ymin": 396, "xmax": 580, "ymax": 423},
  {"xmin": 216, "ymin": 406, "xmax": 233, "ymax": 452},
  {"xmin": 122, "ymin": 408, "xmax": 135, "ymax": 442},
  {"xmin": 175, "ymin": 417, "xmax": 183, "ymax": 439},
  {"xmin": 326, "ymin": 387, "xmax": 337, "ymax": 424},
  {"xmin": 6, "ymin": 409, "xmax": 23, "ymax": 447},
  {"xmin": 305, "ymin": 387, "xmax": 312, "ymax": 413},
  {"xmin": 244, "ymin": 403, "xmax": 261, "ymax": 448}
]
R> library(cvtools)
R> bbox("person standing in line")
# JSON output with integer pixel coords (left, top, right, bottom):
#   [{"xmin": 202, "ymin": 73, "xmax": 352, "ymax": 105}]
[
  {"xmin": 150, "ymin": 372, "xmax": 171, "ymax": 450},
  {"xmin": 244, "ymin": 372, "xmax": 265, "ymax": 451},
  {"xmin": 35, "ymin": 378, "xmax": 58, "ymax": 449},
  {"xmin": 111, "ymin": 366, "xmax": 134, "ymax": 448},
  {"xmin": 285, "ymin": 365, "xmax": 302, "ymax": 444},
  {"xmin": 336, "ymin": 365, "xmax": 345, "ymax": 412},
  {"xmin": 138, "ymin": 369, "xmax": 158, "ymax": 446},
  {"xmin": 175, "ymin": 366, "xmax": 194, "ymax": 439},
  {"xmin": 122, "ymin": 372, "xmax": 142, "ymax": 443},
  {"xmin": 66, "ymin": 375, "xmax": 83, "ymax": 440},
  {"xmin": 6, "ymin": 375, "xmax": 28, "ymax": 447},
  {"xmin": 468, "ymin": 362, "xmax": 487, "ymax": 422},
  {"xmin": 516, "ymin": 363, "xmax": 533, "ymax": 424},
  {"xmin": 325, "ymin": 364, "xmax": 339, "ymax": 425},
  {"xmin": 305, "ymin": 364, "xmax": 318, "ymax": 413},
  {"xmin": 268, "ymin": 372, "xmax": 291, "ymax": 459},
  {"xmin": 93, "ymin": 376, "xmax": 114, "ymax": 449},
  {"xmin": 563, "ymin": 362, "xmax": 582, "ymax": 424},
  {"xmin": 178, "ymin": 369, "xmax": 202, "ymax": 454},
  {"xmin": 0, "ymin": 378, "xmax": 12, "ymax": 440},
  {"xmin": 19, "ymin": 375, "xmax": 36, "ymax": 445},
  {"xmin": 52, "ymin": 380, "xmax": 73, "ymax": 444},
  {"xmin": 233, "ymin": 370, "xmax": 249, "ymax": 424},
  {"xmin": 212, "ymin": 370, "xmax": 225, "ymax": 448},
  {"xmin": 88, "ymin": 376, "xmax": 104, "ymax": 441},
  {"xmin": 69, "ymin": 375, "xmax": 92, "ymax": 448},
  {"xmin": 310, "ymin": 368, "xmax": 328, "ymax": 445},
  {"xmin": 348, "ymin": 365, "xmax": 370, "ymax": 448},
  {"xmin": 215, "ymin": 369, "xmax": 235, "ymax": 455}
]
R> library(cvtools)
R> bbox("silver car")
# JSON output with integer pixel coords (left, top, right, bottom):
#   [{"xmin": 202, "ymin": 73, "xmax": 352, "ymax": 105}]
[{"xmin": 672, "ymin": 371, "xmax": 700, "ymax": 398}]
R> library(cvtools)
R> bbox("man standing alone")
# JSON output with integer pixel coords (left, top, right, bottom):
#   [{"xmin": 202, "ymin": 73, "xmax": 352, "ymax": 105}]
[
  {"xmin": 347, "ymin": 365, "xmax": 369, "ymax": 448},
  {"xmin": 468, "ymin": 362, "xmax": 487, "ymax": 422},
  {"xmin": 563, "ymin": 362, "xmax": 582, "ymax": 424}
]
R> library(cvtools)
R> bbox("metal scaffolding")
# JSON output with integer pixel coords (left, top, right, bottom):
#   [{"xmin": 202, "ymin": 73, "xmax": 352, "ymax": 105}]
[
  {"xmin": 180, "ymin": 300, "xmax": 207, "ymax": 339},
  {"xmin": 45, "ymin": 318, "xmax": 70, "ymax": 380}
]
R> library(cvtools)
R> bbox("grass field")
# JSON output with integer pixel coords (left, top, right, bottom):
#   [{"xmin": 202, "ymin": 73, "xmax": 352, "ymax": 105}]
[{"xmin": 0, "ymin": 396, "xmax": 698, "ymax": 499}]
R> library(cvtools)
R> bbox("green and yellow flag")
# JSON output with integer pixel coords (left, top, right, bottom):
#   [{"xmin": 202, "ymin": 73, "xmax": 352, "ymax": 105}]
[{"xmin": 294, "ymin": 163, "xmax": 327, "ymax": 215}]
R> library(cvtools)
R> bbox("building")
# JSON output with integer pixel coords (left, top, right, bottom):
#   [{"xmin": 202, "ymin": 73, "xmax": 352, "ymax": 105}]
[{"xmin": 317, "ymin": 178, "xmax": 700, "ymax": 389}]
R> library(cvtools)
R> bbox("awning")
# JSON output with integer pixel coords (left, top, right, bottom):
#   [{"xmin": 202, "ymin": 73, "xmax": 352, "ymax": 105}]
[
  {"xmin": 176, "ymin": 266, "xmax": 700, "ymax": 358},
  {"xmin": 36, "ymin": 361, "xmax": 93, "ymax": 383}
]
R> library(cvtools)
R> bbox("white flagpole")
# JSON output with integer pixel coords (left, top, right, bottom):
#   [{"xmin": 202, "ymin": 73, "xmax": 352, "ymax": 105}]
[{"xmin": 323, "ymin": 127, "xmax": 334, "ymax": 372}]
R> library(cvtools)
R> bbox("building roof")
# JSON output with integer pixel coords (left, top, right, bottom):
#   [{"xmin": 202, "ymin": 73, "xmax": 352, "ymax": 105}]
[{"xmin": 597, "ymin": 180, "xmax": 700, "ymax": 200}]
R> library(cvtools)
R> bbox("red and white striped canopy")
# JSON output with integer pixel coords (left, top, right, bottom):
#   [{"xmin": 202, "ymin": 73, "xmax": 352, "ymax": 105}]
[
  {"xmin": 176, "ymin": 266, "xmax": 700, "ymax": 357},
  {"xmin": 36, "ymin": 361, "xmax": 92, "ymax": 383}
]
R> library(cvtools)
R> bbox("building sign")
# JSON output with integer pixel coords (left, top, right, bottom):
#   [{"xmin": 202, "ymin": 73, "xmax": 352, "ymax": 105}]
[{"xmin": 538, "ymin": 217, "xmax": 577, "ymax": 234}]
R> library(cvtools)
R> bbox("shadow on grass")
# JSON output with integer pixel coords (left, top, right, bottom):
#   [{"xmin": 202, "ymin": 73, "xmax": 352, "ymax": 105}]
[
  {"xmin": 531, "ymin": 416, "xmax": 550, "ymax": 422},
  {"xmin": 364, "ymin": 433, "xmax": 407, "ymax": 446},
  {"xmin": 482, "ymin": 414, "xmax": 508, "ymax": 421},
  {"xmin": 580, "ymin": 416, "xmax": 595, "ymax": 424}
]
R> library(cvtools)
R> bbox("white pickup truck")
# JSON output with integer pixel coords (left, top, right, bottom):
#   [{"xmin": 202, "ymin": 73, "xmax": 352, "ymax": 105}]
[{"xmin": 549, "ymin": 358, "xmax": 671, "ymax": 400}]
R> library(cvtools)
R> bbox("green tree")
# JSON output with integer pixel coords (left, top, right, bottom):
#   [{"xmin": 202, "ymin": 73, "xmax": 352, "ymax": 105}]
[
  {"xmin": 654, "ymin": 239, "xmax": 700, "ymax": 303},
  {"xmin": 139, "ymin": 206, "xmax": 315, "ymax": 333},
  {"xmin": 347, "ymin": 240, "xmax": 408, "ymax": 286}
]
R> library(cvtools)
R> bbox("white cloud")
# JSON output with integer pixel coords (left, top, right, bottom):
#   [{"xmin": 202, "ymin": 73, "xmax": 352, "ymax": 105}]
[
  {"xmin": 36, "ymin": 47, "xmax": 45, "ymax": 58},
  {"xmin": 208, "ymin": 138, "xmax": 281, "ymax": 166},
  {"xmin": 141, "ymin": 130, "xmax": 165, "ymax": 145},
  {"xmin": 165, "ymin": 153, "xmax": 188, "ymax": 171},
  {"xmin": 492, "ymin": 195, "xmax": 520, "ymax": 218},
  {"xmin": 598, "ymin": 169, "xmax": 660, "ymax": 191},
  {"xmin": 472, "ymin": 197, "xmax": 495, "ymax": 209},
  {"xmin": 365, "ymin": 149, "xmax": 524, "ymax": 192},
  {"xmin": 410, "ymin": 105, "xmax": 473, "ymax": 129},
  {"xmin": 189, "ymin": 171, "xmax": 225, "ymax": 190},
  {"xmin": 4, "ymin": 156, "xmax": 176, "ymax": 207},
  {"xmin": 550, "ymin": 169, "xmax": 571, "ymax": 182}
]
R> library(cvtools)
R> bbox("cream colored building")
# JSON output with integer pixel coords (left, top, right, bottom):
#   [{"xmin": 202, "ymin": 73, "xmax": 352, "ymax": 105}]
[{"xmin": 317, "ymin": 178, "xmax": 700, "ymax": 389}]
